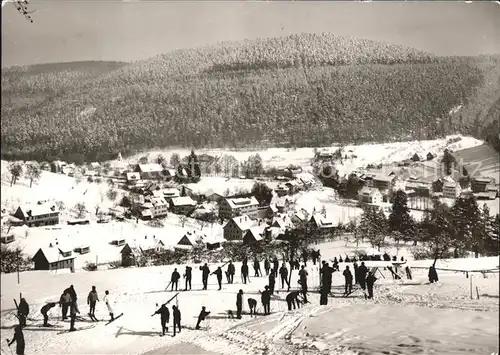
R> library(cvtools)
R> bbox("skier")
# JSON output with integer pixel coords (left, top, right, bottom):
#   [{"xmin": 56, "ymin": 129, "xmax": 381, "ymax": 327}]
[
  {"xmin": 103, "ymin": 290, "xmax": 115, "ymax": 321},
  {"xmin": 87, "ymin": 286, "xmax": 99, "ymax": 320},
  {"xmin": 358, "ymin": 262, "xmax": 369, "ymax": 290},
  {"xmin": 365, "ymin": 271, "xmax": 378, "ymax": 299},
  {"xmin": 311, "ymin": 250, "xmax": 317, "ymax": 265},
  {"xmin": 195, "ymin": 306, "xmax": 210, "ymax": 330},
  {"xmin": 260, "ymin": 286, "xmax": 272, "ymax": 315},
  {"xmin": 200, "ymin": 263, "xmax": 210, "ymax": 290},
  {"xmin": 353, "ymin": 262, "xmax": 359, "ymax": 284},
  {"xmin": 343, "ymin": 266, "xmax": 353, "ymax": 295},
  {"xmin": 241, "ymin": 263, "xmax": 249, "ymax": 284},
  {"xmin": 298, "ymin": 265, "xmax": 309, "ymax": 303},
  {"xmin": 172, "ymin": 305, "xmax": 181, "ymax": 336},
  {"xmin": 59, "ymin": 291, "xmax": 71, "ymax": 320},
  {"xmin": 272, "ymin": 257, "xmax": 279, "ymax": 277},
  {"xmin": 253, "ymin": 257, "xmax": 262, "ymax": 277},
  {"xmin": 211, "ymin": 266, "xmax": 223, "ymax": 291},
  {"xmin": 428, "ymin": 265, "xmax": 439, "ymax": 283},
  {"xmin": 319, "ymin": 286, "xmax": 329, "ymax": 305},
  {"xmin": 279, "ymin": 263, "xmax": 289, "ymax": 289},
  {"xmin": 286, "ymin": 291, "xmax": 301, "ymax": 311},
  {"xmin": 405, "ymin": 266, "xmax": 413, "ymax": 280},
  {"xmin": 268, "ymin": 269, "xmax": 276, "ymax": 294},
  {"xmin": 7, "ymin": 325, "xmax": 25, "ymax": 355},
  {"xmin": 170, "ymin": 268, "xmax": 181, "ymax": 291},
  {"xmin": 227, "ymin": 261, "xmax": 235, "ymax": 284},
  {"xmin": 152, "ymin": 303, "xmax": 170, "ymax": 336},
  {"xmin": 17, "ymin": 298, "xmax": 29, "ymax": 328},
  {"xmin": 184, "ymin": 266, "xmax": 192, "ymax": 291},
  {"xmin": 40, "ymin": 302, "xmax": 57, "ymax": 327},
  {"xmin": 321, "ymin": 263, "xmax": 334, "ymax": 295},
  {"xmin": 64, "ymin": 285, "xmax": 79, "ymax": 312},
  {"xmin": 69, "ymin": 300, "xmax": 80, "ymax": 332},
  {"xmin": 264, "ymin": 258, "xmax": 271, "ymax": 276},
  {"xmin": 247, "ymin": 298, "xmax": 257, "ymax": 316},
  {"xmin": 236, "ymin": 289, "xmax": 243, "ymax": 319},
  {"xmin": 302, "ymin": 248, "xmax": 308, "ymax": 265}
]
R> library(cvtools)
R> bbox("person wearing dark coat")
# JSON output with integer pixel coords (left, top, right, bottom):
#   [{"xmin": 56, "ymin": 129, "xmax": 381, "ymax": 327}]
[
  {"xmin": 260, "ymin": 286, "xmax": 271, "ymax": 315},
  {"xmin": 172, "ymin": 305, "xmax": 181, "ymax": 336},
  {"xmin": 241, "ymin": 263, "xmax": 249, "ymax": 284},
  {"xmin": 17, "ymin": 298, "xmax": 29, "ymax": 328},
  {"xmin": 298, "ymin": 265, "xmax": 308, "ymax": 303},
  {"xmin": 87, "ymin": 286, "xmax": 99, "ymax": 319},
  {"xmin": 153, "ymin": 304, "xmax": 170, "ymax": 336},
  {"xmin": 365, "ymin": 271, "xmax": 378, "ymax": 299},
  {"xmin": 268, "ymin": 270, "xmax": 276, "ymax": 294},
  {"xmin": 264, "ymin": 258, "xmax": 271, "ymax": 275},
  {"xmin": 339, "ymin": 256, "xmax": 343, "ymax": 263},
  {"xmin": 212, "ymin": 267, "xmax": 223, "ymax": 290},
  {"xmin": 171, "ymin": 268, "xmax": 181, "ymax": 291},
  {"xmin": 195, "ymin": 306, "xmax": 210, "ymax": 329},
  {"xmin": 428, "ymin": 265, "xmax": 439, "ymax": 283},
  {"xmin": 311, "ymin": 250, "xmax": 317, "ymax": 265},
  {"xmin": 184, "ymin": 266, "xmax": 192, "ymax": 290},
  {"xmin": 69, "ymin": 300, "xmax": 80, "ymax": 332},
  {"xmin": 272, "ymin": 257, "xmax": 279, "ymax": 277},
  {"xmin": 286, "ymin": 291, "xmax": 302, "ymax": 311},
  {"xmin": 302, "ymin": 249, "xmax": 308, "ymax": 265},
  {"xmin": 59, "ymin": 291, "xmax": 71, "ymax": 320},
  {"xmin": 7, "ymin": 325, "xmax": 25, "ymax": 355},
  {"xmin": 321, "ymin": 263, "xmax": 334, "ymax": 294},
  {"xmin": 343, "ymin": 266, "xmax": 353, "ymax": 294},
  {"xmin": 236, "ymin": 290, "xmax": 243, "ymax": 319},
  {"xmin": 358, "ymin": 262, "xmax": 369, "ymax": 290},
  {"xmin": 253, "ymin": 258, "xmax": 262, "ymax": 277},
  {"xmin": 200, "ymin": 263, "xmax": 210, "ymax": 290},
  {"xmin": 65, "ymin": 285, "xmax": 78, "ymax": 303},
  {"xmin": 40, "ymin": 302, "xmax": 57, "ymax": 327},
  {"xmin": 345, "ymin": 255, "xmax": 351, "ymax": 263},
  {"xmin": 353, "ymin": 262, "xmax": 359, "ymax": 284},
  {"xmin": 405, "ymin": 266, "xmax": 413, "ymax": 280},
  {"xmin": 247, "ymin": 298, "xmax": 257, "ymax": 316},
  {"xmin": 279, "ymin": 264, "xmax": 290, "ymax": 289},
  {"xmin": 227, "ymin": 261, "xmax": 235, "ymax": 284},
  {"xmin": 319, "ymin": 287, "xmax": 329, "ymax": 305}
]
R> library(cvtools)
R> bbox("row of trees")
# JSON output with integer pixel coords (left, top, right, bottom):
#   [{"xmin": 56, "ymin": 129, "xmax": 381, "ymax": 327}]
[
  {"xmin": 2, "ymin": 36, "xmax": 495, "ymax": 162},
  {"xmin": 357, "ymin": 190, "xmax": 499, "ymax": 262},
  {"xmin": 7, "ymin": 161, "xmax": 41, "ymax": 187}
]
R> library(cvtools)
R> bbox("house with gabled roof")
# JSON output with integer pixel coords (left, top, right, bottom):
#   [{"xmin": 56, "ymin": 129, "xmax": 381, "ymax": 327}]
[
  {"xmin": 150, "ymin": 196, "xmax": 168, "ymax": 218},
  {"xmin": 126, "ymin": 172, "xmax": 141, "ymax": 184},
  {"xmin": 32, "ymin": 246, "xmax": 75, "ymax": 271},
  {"xmin": 134, "ymin": 163, "xmax": 165, "ymax": 180},
  {"xmin": 243, "ymin": 225, "xmax": 267, "ymax": 245},
  {"xmin": 223, "ymin": 215, "xmax": 258, "ymax": 241},
  {"xmin": 13, "ymin": 202, "xmax": 59, "ymax": 227},
  {"xmin": 219, "ymin": 196, "xmax": 260, "ymax": 219},
  {"xmin": 308, "ymin": 214, "xmax": 336, "ymax": 230},
  {"xmin": 358, "ymin": 186, "xmax": 383, "ymax": 205},
  {"xmin": 170, "ymin": 196, "xmax": 197, "ymax": 215}
]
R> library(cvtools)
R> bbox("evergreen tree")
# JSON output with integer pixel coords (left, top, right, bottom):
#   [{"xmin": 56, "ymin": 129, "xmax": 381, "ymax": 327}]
[
  {"xmin": 451, "ymin": 194, "xmax": 481, "ymax": 256},
  {"xmin": 388, "ymin": 190, "xmax": 416, "ymax": 242},
  {"xmin": 442, "ymin": 149, "xmax": 454, "ymax": 176},
  {"xmin": 421, "ymin": 199, "xmax": 455, "ymax": 265}
]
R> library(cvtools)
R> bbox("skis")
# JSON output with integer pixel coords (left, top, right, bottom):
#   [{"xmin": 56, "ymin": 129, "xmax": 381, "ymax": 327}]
[
  {"xmin": 165, "ymin": 281, "xmax": 172, "ymax": 291},
  {"xmin": 57, "ymin": 324, "xmax": 96, "ymax": 334},
  {"xmin": 162, "ymin": 292, "xmax": 180, "ymax": 307},
  {"xmin": 105, "ymin": 313, "xmax": 124, "ymax": 326}
]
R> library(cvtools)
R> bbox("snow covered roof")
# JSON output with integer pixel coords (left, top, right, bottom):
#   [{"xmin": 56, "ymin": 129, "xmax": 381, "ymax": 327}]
[
  {"xmin": 130, "ymin": 236, "xmax": 165, "ymax": 251},
  {"xmin": 358, "ymin": 186, "xmax": 382, "ymax": 196},
  {"xmin": 245, "ymin": 226, "xmax": 265, "ymax": 241},
  {"xmin": 137, "ymin": 164, "xmax": 164, "ymax": 172},
  {"xmin": 443, "ymin": 182, "xmax": 459, "ymax": 189},
  {"xmin": 310, "ymin": 214, "xmax": 336, "ymax": 228},
  {"xmin": 17, "ymin": 203, "xmax": 59, "ymax": 218},
  {"xmin": 171, "ymin": 196, "xmax": 196, "ymax": 207},
  {"xmin": 33, "ymin": 247, "xmax": 75, "ymax": 263},
  {"xmin": 271, "ymin": 215, "xmax": 294, "ymax": 229},
  {"xmin": 141, "ymin": 210, "xmax": 153, "ymax": 217},
  {"xmin": 227, "ymin": 215, "xmax": 257, "ymax": 231},
  {"xmin": 150, "ymin": 197, "xmax": 167, "ymax": 207},
  {"xmin": 127, "ymin": 172, "xmax": 141, "ymax": 181},
  {"xmin": 226, "ymin": 196, "xmax": 259, "ymax": 209},
  {"xmin": 89, "ymin": 162, "xmax": 100, "ymax": 168},
  {"xmin": 162, "ymin": 188, "xmax": 180, "ymax": 197}
]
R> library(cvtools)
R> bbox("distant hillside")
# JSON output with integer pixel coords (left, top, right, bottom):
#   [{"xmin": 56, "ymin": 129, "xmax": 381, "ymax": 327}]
[{"xmin": 1, "ymin": 33, "xmax": 499, "ymax": 162}]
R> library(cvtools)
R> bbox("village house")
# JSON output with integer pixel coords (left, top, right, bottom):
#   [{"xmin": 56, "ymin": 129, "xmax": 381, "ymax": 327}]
[
  {"xmin": 291, "ymin": 210, "xmax": 309, "ymax": 226},
  {"xmin": 271, "ymin": 214, "xmax": 294, "ymax": 230},
  {"xmin": 120, "ymin": 243, "xmax": 142, "ymax": 267},
  {"xmin": 206, "ymin": 192, "xmax": 224, "ymax": 204},
  {"xmin": 134, "ymin": 163, "xmax": 165, "ymax": 180},
  {"xmin": 404, "ymin": 178, "xmax": 432, "ymax": 197},
  {"xmin": 366, "ymin": 174, "xmax": 398, "ymax": 194},
  {"xmin": 164, "ymin": 169, "xmax": 177, "ymax": 181},
  {"xmin": 358, "ymin": 186, "xmax": 383, "ymax": 205},
  {"xmin": 426, "ymin": 152, "xmax": 436, "ymax": 161},
  {"xmin": 443, "ymin": 180, "xmax": 461, "ymax": 199},
  {"xmin": 12, "ymin": 202, "xmax": 59, "ymax": 227},
  {"xmin": 126, "ymin": 172, "xmax": 141, "ymax": 184},
  {"xmin": 170, "ymin": 196, "xmax": 197, "ymax": 215},
  {"xmin": 307, "ymin": 213, "xmax": 336, "ymax": 230},
  {"xmin": 411, "ymin": 153, "xmax": 421, "ymax": 162},
  {"xmin": 73, "ymin": 245, "xmax": 90, "ymax": 254},
  {"xmin": 243, "ymin": 225, "xmax": 267, "ymax": 245},
  {"xmin": 223, "ymin": 215, "xmax": 258, "ymax": 241},
  {"xmin": 1, "ymin": 234, "xmax": 15, "ymax": 244},
  {"xmin": 471, "ymin": 177, "xmax": 497, "ymax": 193},
  {"xmin": 274, "ymin": 184, "xmax": 290, "ymax": 197},
  {"xmin": 32, "ymin": 245, "xmax": 76, "ymax": 272},
  {"xmin": 152, "ymin": 188, "xmax": 180, "ymax": 202},
  {"xmin": 219, "ymin": 196, "xmax": 260, "ymax": 219},
  {"xmin": 150, "ymin": 196, "xmax": 168, "ymax": 218}
]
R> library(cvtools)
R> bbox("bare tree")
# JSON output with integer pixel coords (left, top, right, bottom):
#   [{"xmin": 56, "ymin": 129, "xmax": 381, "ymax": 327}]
[
  {"xmin": 73, "ymin": 202, "xmax": 88, "ymax": 219},
  {"xmin": 179, "ymin": 215, "xmax": 188, "ymax": 228},
  {"xmin": 25, "ymin": 162, "xmax": 41, "ymax": 188},
  {"xmin": 8, "ymin": 162, "xmax": 23, "ymax": 186},
  {"xmin": 106, "ymin": 188, "xmax": 118, "ymax": 206},
  {"xmin": 3, "ymin": 0, "xmax": 35, "ymax": 23}
]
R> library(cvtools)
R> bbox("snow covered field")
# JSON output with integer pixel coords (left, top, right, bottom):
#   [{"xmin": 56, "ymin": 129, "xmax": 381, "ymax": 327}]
[{"xmin": 1, "ymin": 253, "xmax": 498, "ymax": 355}]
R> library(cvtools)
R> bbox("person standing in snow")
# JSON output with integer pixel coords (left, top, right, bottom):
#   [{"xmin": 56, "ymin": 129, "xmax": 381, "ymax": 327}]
[
  {"xmin": 302, "ymin": 249, "xmax": 308, "ymax": 265},
  {"xmin": 298, "ymin": 265, "xmax": 309, "ymax": 303},
  {"xmin": 286, "ymin": 291, "xmax": 301, "ymax": 311},
  {"xmin": 428, "ymin": 265, "xmax": 438, "ymax": 283},
  {"xmin": 358, "ymin": 262, "xmax": 369, "ymax": 290},
  {"xmin": 211, "ymin": 266, "xmax": 223, "ymax": 291},
  {"xmin": 17, "ymin": 298, "xmax": 29, "ymax": 328},
  {"xmin": 236, "ymin": 289, "xmax": 243, "ymax": 319},
  {"xmin": 69, "ymin": 300, "xmax": 80, "ymax": 332},
  {"xmin": 365, "ymin": 271, "xmax": 378, "ymax": 299},
  {"xmin": 103, "ymin": 290, "xmax": 115, "ymax": 321},
  {"xmin": 321, "ymin": 263, "xmax": 334, "ymax": 294},
  {"xmin": 353, "ymin": 262, "xmax": 359, "ymax": 285},
  {"xmin": 59, "ymin": 291, "xmax": 71, "ymax": 320},
  {"xmin": 264, "ymin": 258, "xmax": 271, "ymax": 276},
  {"xmin": 7, "ymin": 325, "xmax": 25, "ymax": 355},
  {"xmin": 268, "ymin": 269, "xmax": 276, "ymax": 294},
  {"xmin": 40, "ymin": 302, "xmax": 57, "ymax": 327},
  {"xmin": 343, "ymin": 266, "xmax": 353, "ymax": 295},
  {"xmin": 279, "ymin": 263, "xmax": 289, "ymax": 289},
  {"xmin": 172, "ymin": 305, "xmax": 181, "ymax": 336},
  {"xmin": 152, "ymin": 303, "xmax": 170, "ymax": 336},
  {"xmin": 241, "ymin": 262, "xmax": 249, "ymax": 284},
  {"xmin": 195, "ymin": 306, "xmax": 210, "ymax": 329},
  {"xmin": 260, "ymin": 286, "xmax": 271, "ymax": 315},
  {"xmin": 311, "ymin": 250, "xmax": 317, "ymax": 265},
  {"xmin": 200, "ymin": 263, "xmax": 210, "ymax": 290},
  {"xmin": 272, "ymin": 257, "xmax": 279, "ymax": 277},
  {"xmin": 405, "ymin": 266, "xmax": 413, "ymax": 280},
  {"xmin": 65, "ymin": 285, "xmax": 78, "ymax": 312},
  {"xmin": 170, "ymin": 268, "xmax": 181, "ymax": 291},
  {"xmin": 87, "ymin": 286, "xmax": 99, "ymax": 320},
  {"xmin": 183, "ymin": 266, "xmax": 192, "ymax": 291},
  {"xmin": 226, "ymin": 261, "xmax": 235, "ymax": 284},
  {"xmin": 253, "ymin": 257, "xmax": 262, "ymax": 277}
]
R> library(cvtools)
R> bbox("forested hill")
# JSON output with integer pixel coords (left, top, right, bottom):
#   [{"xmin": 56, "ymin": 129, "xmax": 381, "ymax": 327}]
[{"xmin": 1, "ymin": 33, "xmax": 499, "ymax": 162}]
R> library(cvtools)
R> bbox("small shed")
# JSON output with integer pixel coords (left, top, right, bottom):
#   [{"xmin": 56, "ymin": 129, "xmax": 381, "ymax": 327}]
[
  {"xmin": 243, "ymin": 227, "xmax": 264, "ymax": 245},
  {"xmin": 0, "ymin": 235, "xmax": 15, "ymax": 244},
  {"xmin": 73, "ymin": 245, "xmax": 90, "ymax": 254},
  {"xmin": 120, "ymin": 243, "xmax": 142, "ymax": 267},
  {"xmin": 111, "ymin": 239, "xmax": 126, "ymax": 247},
  {"xmin": 32, "ymin": 247, "xmax": 76, "ymax": 272}
]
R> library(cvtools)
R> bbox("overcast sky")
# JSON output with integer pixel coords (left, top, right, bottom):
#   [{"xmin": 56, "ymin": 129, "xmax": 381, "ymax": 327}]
[{"xmin": 2, "ymin": 1, "xmax": 500, "ymax": 68}]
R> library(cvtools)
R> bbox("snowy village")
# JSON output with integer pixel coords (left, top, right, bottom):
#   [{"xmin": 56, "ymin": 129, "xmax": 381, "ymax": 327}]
[{"xmin": 1, "ymin": 2, "xmax": 499, "ymax": 355}]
